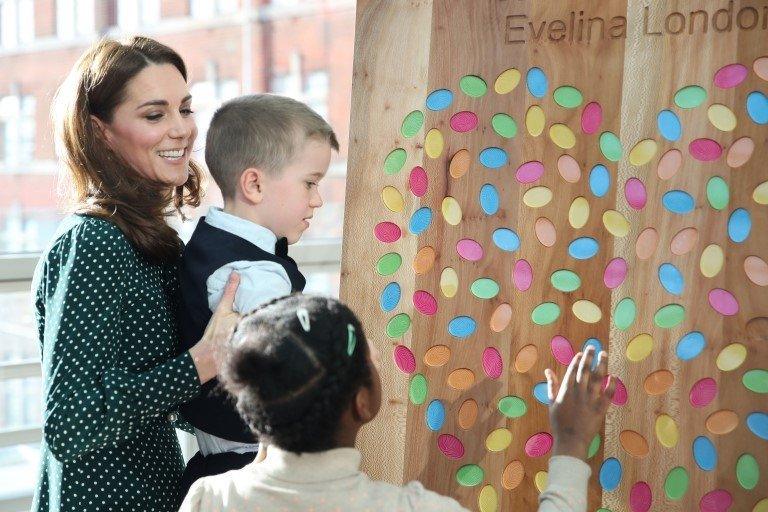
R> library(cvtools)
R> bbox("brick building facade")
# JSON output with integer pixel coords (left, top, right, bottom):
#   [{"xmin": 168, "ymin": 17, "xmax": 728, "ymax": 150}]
[{"xmin": 0, "ymin": 0, "xmax": 355, "ymax": 253}]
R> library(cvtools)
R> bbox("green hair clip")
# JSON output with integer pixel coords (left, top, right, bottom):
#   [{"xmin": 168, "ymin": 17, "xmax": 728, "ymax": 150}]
[{"xmin": 347, "ymin": 323, "xmax": 357, "ymax": 356}]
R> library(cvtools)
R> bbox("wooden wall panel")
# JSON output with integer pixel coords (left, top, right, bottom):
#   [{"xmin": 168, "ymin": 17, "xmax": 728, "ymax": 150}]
[{"xmin": 342, "ymin": 2, "xmax": 768, "ymax": 510}]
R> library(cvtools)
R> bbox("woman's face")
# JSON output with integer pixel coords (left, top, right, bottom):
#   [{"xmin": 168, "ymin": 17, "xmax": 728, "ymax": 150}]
[{"xmin": 95, "ymin": 63, "xmax": 197, "ymax": 187}]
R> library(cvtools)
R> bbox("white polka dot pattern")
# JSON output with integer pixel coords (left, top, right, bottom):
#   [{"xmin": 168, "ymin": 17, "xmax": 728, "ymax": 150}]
[{"xmin": 31, "ymin": 215, "xmax": 201, "ymax": 512}]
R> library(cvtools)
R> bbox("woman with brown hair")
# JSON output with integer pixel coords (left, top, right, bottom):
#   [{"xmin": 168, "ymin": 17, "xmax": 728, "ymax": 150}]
[{"xmin": 31, "ymin": 36, "xmax": 238, "ymax": 511}]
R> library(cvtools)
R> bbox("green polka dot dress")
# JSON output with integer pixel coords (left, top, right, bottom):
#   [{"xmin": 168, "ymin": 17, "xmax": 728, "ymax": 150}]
[{"xmin": 31, "ymin": 215, "xmax": 201, "ymax": 512}]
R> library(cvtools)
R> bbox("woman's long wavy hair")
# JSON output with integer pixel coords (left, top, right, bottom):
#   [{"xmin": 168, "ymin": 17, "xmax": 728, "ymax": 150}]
[{"xmin": 53, "ymin": 36, "xmax": 204, "ymax": 264}]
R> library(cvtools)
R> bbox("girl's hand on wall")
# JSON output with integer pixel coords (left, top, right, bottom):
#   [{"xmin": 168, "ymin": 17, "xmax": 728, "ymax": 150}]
[{"xmin": 545, "ymin": 346, "xmax": 615, "ymax": 459}]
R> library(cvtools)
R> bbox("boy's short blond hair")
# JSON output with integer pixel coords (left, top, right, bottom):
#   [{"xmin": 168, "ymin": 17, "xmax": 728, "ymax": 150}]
[{"xmin": 205, "ymin": 94, "xmax": 339, "ymax": 199}]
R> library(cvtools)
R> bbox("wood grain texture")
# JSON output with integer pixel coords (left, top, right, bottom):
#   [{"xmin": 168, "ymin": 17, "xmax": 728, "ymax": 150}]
[
  {"xmin": 342, "ymin": 0, "xmax": 435, "ymax": 486},
  {"xmin": 342, "ymin": 1, "xmax": 768, "ymax": 511}
]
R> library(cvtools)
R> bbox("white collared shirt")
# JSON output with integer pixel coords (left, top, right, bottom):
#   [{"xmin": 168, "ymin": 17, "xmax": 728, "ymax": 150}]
[
  {"xmin": 180, "ymin": 446, "xmax": 592, "ymax": 512},
  {"xmin": 204, "ymin": 206, "xmax": 293, "ymax": 315}
]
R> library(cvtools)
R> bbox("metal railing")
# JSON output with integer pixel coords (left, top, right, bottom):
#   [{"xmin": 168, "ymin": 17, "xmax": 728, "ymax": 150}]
[{"xmin": 0, "ymin": 239, "xmax": 343, "ymax": 511}]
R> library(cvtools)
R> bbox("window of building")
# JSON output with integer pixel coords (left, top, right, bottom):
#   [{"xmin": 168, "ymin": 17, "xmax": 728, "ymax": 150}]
[
  {"xmin": 189, "ymin": 61, "xmax": 240, "ymax": 146},
  {"xmin": 0, "ymin": 0, "xmax": 34, "ymax": 49},
  {"xmin": 0, "ymin": 94, "xmax": 35, "ymax": 171},
  {"xmin": 271, "ymin": 51, "xmax": 329, "ymax": 119},
  {"xmin": 305, "ymin": 70, "xmax": 329, "ymax": 120},
  {"xmin": 190, "ymin": 0, "xmax": 239, "ymax": 19},
  {"xmin": 117, "ymin": 0, "xmax": 160, "ymax": 30},
  {"xmin": 56, "ymin": 0, "xmax": 95, "ymax": 40},
  {"xmin": 271, "ymin": 0, "xmax": 304, "ymax": 7}
]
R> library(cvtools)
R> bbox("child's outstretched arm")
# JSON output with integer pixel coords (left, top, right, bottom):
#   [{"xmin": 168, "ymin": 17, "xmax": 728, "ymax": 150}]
[{"xmin": 537, "ymin": 346, "xmax": 616, "ymax": 512}]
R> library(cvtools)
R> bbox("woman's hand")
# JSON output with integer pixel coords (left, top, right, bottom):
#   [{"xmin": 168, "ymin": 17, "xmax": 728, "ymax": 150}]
[
  {"xmin": 189, "ymin": 272, "xmax": 241, "ymax": 384},
  {"xmin": 545, "ymin": 346, "xmax": 615, "ymax": 459}
]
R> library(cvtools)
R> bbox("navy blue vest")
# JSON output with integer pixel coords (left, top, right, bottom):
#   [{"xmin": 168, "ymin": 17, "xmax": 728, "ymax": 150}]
[{"xmin": 178, "ymin": 219, "xmax": 306, "ymax": 442}]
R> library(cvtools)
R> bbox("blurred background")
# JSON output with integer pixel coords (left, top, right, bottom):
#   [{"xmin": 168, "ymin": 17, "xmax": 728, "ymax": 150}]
[{"xmin": 0, "ymin": 1, "xmax": 355, "ymax": 509}]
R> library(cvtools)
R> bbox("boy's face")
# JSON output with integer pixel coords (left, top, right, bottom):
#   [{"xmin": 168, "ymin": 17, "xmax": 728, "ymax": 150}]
[{"xmin": 258, "ymin": 137, "xmax": 331, "ymax": 244}]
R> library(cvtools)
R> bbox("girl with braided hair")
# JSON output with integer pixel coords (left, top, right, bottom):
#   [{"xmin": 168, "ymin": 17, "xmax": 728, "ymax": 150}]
[{"xmin": 180, "ymin": 293, "xmax": 615, "ymax": 512}]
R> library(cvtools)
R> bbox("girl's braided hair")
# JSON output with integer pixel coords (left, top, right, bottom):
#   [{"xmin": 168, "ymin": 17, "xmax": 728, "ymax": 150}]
[{"xmin": 220, "ymin": 293, "xmax": 373, "ymax": 453}]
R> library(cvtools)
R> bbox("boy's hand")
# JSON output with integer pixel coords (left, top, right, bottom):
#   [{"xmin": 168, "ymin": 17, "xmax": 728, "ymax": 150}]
[{"xmin": 545, "ymin": 346, "xmax": 616, "ymax": 459}]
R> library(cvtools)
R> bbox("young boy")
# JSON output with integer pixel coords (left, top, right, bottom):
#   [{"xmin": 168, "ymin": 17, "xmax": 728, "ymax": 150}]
[{"xmin": 177, "ymin": 94, "xmax": 338, "ymax": 494}]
